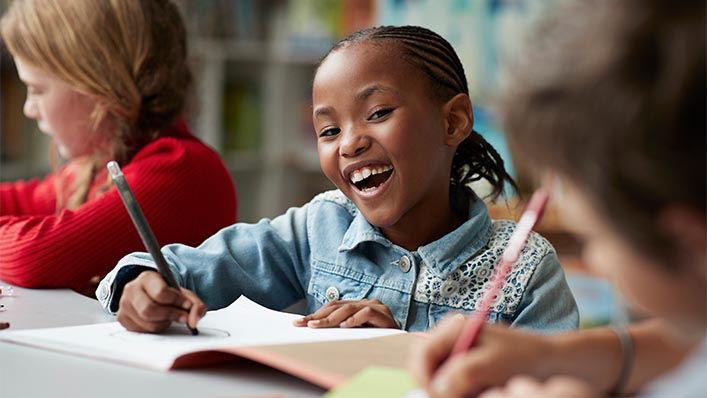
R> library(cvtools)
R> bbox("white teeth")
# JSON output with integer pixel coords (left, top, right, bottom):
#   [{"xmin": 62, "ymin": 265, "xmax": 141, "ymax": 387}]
[{"xmin": 349, "ymin": 165, "xmax": 393, "ymax": 184}]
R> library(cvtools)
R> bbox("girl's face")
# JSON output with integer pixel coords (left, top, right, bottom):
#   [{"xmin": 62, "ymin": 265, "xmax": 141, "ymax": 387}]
[
  {"xmin": 313, "ymin": 43, "xmax": 459, "ymax": 245},
  {"xmin": 15, "ymin": 57, "xmax": 104, "ymax": 159},
  {"xmin": 557, "ymin": 180, "xmax": 706, "ymax": 339}
]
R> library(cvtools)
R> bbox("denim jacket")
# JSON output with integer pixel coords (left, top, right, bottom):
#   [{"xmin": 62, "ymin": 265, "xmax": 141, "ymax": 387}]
[{"xmin": 97, "ymin": 190, "xmax": 578, "ymax": 332}]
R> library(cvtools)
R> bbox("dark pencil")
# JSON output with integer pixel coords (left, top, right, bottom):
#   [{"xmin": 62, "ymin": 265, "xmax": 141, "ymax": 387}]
[{"xmin": 107, "ymin": 161, "xmax": 198, "ymax": 335}]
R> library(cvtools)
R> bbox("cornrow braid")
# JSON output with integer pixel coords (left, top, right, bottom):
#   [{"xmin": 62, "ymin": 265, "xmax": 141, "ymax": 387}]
[{"xmin": 322, "ymin": 26, "xmax": 517, "ymax": 203}]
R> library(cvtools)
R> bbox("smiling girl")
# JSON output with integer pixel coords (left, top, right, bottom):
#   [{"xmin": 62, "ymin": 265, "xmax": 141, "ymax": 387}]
[
  {"xmin": 98, "ymin": 26, "xmax": 578, "ymax": 335},
  {"xmin": 0, "ymin": 0, "xmax": 237, "ymax": 292}
]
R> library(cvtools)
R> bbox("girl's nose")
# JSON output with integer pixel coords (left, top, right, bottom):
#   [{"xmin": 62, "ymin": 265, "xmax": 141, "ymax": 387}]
[
  {"xmin": 339, "ymin": 128, "xmax": 370, "ymax": 157},
  {"xmin": 23, "ymin": 97, "xmax": 39, "ymax": 120}
]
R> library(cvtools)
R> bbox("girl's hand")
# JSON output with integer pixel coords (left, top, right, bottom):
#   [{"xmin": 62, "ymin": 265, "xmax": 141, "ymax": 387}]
[
  {"xmin": 293, "ymin": 299, "xmax": 399, "ymax": 329},
  {"xmin": 409, "ymin": 315, "xmax": 557, "ymax": 398},
  {"xmin": 479, "ymin": 375, "xmax": 600, "ymax": 398},
  {"xmin": 116, "ymin": 271, "xmax": 206, "ymax": 333}
]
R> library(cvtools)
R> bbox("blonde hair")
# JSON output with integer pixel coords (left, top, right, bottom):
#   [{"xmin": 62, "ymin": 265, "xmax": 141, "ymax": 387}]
[{"xmin": 1, "ymin": 0, "xmax": 191, "ymax": 210}]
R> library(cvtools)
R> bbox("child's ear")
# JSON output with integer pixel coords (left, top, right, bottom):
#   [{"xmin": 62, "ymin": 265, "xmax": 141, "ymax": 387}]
[
  {"xmin": 442, "ymin": 93, "xmax": 473, "ymax": 147},
  {"xmin": 660, "ymin": 206, "xmax": 707, "ymax": 279}
]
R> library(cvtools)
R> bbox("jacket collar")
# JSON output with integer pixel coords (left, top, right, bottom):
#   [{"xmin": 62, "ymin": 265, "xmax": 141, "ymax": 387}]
[{"xmin": 338, "ymin": 194, "xmax": 492, "ymax": 277}]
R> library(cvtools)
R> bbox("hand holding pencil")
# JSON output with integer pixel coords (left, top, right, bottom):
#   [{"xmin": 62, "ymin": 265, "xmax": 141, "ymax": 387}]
[
  {"xmin": 108, "ymin": 161, "xmax": 204, "ymax": 335},
  {"xmin": 117, "ymin": 270, "xmax": 206, "ymax": 334},
  {"xmin": 409, "ymin": 189, "xmax": 550, "ymax": 397},
  {"xmin": 450, "ymin": 189, "xmax": 549, "ymax": 355}
]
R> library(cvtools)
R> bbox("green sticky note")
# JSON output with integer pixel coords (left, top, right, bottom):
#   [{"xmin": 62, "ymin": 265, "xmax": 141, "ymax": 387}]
[{"xmin": 323, "ymin": 366, "xmax": 428, "ymax": 398}]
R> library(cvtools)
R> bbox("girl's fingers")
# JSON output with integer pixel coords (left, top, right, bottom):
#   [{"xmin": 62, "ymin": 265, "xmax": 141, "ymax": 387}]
[
  {"xmin": 131, "ymin": 287, "xmax": 185, "ymax": 322},
  {"xmin": 117, "ymin": 310, "xmax": 146, "ymax": 332},
  {"xmin": 505, "ymin": 375, "xmax": 542, "ymax": 393},
  {"xmin": 141, "ymin": 271, "xmax": 188, "ymax": 308},
  {"xmin": 117, "ymin": 298, "xmax": 173, "ymax": 333},
  {"xmin": 181, "ymin": 289, "xmax": 206, "ymax": 329},
  {"xmin": 545, "ymin": 376, "xmax": 600, "ymax": 397},
  {"xmin": 340, "ymin": 306, "xmax": 397, "ymax": 328},
  {"xmin": 339, "ymin": 307, "xmax": 373, "ymax": 327},
  {"xmin": 477, "ymin": 387, "xmax": 506, "ymax": 398},
  {"xmin": 293, "ymin": 312, "xmax": 323, "ymax": 326},
  {"xmin": 293, "ymin": 301, "xmax": 343, "ymax": 326},
  {"xmin": 295, "ymin": 300, "xmax": 398, "ymax": 328},
  {"xmin": 119, "ymin": 272, "xmax": 196, "ymax": 332},
  {"xmin": 427, "ymin": 350, "xmax": 492, "ymax": 398},
  {"xmin": 478, "ymin": 376, "xmax": 599, "ymax": 398},
  {"xmin": 426, "ymin": 326, "xmax": 516, "ymax": 398},
  {"xmin": 307, "ymin": 303, "xmax": 360, "ymax": 328}
]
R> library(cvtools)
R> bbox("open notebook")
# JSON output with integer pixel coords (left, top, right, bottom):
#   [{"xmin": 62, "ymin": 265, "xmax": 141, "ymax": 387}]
[{"xmin": 0, "ymin": 296, "xmax": 423, "ymax": 389}]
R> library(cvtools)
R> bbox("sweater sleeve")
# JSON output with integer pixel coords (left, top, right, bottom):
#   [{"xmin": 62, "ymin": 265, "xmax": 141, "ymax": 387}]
[
  {"xmin": 0, "ymin": 186, "xmax": 143, "ymax": 290},
  {"xmin": 0, "ymin": 134, "xmax": 237, "ymax": 291},
  {"xmin": 0, "ymin": 176, "xmax": 57, "ymax": 216}
]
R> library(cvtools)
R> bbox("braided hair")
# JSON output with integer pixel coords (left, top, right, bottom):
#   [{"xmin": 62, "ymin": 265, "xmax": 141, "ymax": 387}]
[{"xmin": 320, "ymin": 26, "xmax": 517, "ymax": 209}]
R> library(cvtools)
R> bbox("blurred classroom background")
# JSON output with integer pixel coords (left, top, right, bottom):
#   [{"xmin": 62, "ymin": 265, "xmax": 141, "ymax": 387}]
[{"xmin": 0, "ymin": 0, "xmax": 623, "ymax": 328}]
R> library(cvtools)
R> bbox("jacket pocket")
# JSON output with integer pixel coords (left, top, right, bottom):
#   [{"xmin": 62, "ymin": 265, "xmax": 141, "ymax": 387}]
[{"xmin": 307, "ymin": 259, "xmax": 375, "ymax": 306}]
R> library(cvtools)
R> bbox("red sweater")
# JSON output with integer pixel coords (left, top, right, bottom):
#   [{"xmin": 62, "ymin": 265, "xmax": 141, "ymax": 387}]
[{"xmin": 0, "ymin": 121, "xmax": 237, "ymax": 290}]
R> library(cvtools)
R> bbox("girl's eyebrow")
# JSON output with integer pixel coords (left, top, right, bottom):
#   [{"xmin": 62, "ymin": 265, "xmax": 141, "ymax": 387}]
[
  {"xmin": 313, "ymin": 84, "xmax": 397, "ymax": 119},
  {"xmin": 355, "ymin": 84, "xmax": 396, "ymax": 101},
  {"xmin": 313, "ymin": 106, "xmax": 334, "ymax": 120}
]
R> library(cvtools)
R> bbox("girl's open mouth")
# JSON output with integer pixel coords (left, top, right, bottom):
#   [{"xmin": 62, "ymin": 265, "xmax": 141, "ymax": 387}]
[{"xmin": 349, "ymin": 164, "xmax": 394, "ymax": 192}]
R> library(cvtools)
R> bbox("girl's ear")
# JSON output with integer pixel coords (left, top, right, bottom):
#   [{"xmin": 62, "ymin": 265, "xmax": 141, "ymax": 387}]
[
  {"xmin": 660, "ymin": 206, "xmax": 707, "ymax": 279},
  {"xmin": 442, "ymin": 93, "xmax": 473, "ymax": 147}
]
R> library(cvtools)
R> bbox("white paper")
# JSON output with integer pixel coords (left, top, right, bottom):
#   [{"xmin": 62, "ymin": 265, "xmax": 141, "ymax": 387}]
[{"xmin": 0, "ymin": 296, "xmax": 405, "ymax": 370}]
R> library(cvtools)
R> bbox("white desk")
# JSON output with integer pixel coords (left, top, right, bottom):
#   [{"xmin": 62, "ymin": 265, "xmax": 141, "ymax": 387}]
[{"xmin": 0, "ymin": 281, "xmax": 324, "ymax": 398}]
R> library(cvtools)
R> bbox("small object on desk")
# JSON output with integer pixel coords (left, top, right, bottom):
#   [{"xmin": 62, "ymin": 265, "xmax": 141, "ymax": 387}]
[
  {"xmin": 106, "ymin": 161, "xmax": 198, "ymax": 336},
  {"xmin": 322, "ymin": 366, "xmax": 427, "ymax": 398},
  {"xmin": 451, "ymin": 188, "xmax": 550, "ymax": 356},
  {"xmin": 0, "ymin": 286, "xmax": 14, "ymax": 296},
  {"xmin": 0, "ymin": 322, "xmax": 9, "ymax": 330}
]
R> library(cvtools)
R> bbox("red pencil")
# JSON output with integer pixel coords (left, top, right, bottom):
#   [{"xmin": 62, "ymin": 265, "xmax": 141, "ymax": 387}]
[{"xmin": 450, "ymin": 189, "xmax": 550, "ymax": 356}]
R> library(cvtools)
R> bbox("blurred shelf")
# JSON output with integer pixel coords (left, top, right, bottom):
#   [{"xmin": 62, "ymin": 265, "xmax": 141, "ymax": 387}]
[
  {"xmin": 285, "ymin": 146, "xmax": 320, "ymax": 172},
  {"xmin": 0, "ymin": 161, "xmax": 26, "ymax": 182},
  {"xmin": 184, "ymin": 0, "xmax": 359, "ymax": 220},
  {"xmin": 190, "ymin": 38, "xmax": 268, "ymax": 62},
  {"xmin": 222, "ymin": 150, "xmax": 263, "ymax": 172}
]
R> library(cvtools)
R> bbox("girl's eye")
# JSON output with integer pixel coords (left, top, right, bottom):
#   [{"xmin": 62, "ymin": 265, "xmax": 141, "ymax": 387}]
[
  {"xmin": 368, "ymin": 108, "xmax": 394, "ymax": 121},
  {"xmin": 319, "ymin": 127, "xmax": 341, "ymax": 138}
]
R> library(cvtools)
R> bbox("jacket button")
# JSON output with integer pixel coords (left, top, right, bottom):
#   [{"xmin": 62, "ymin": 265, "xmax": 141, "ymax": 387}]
[
  {"xmin": 398, "ymin": 255, "xmax": 411, "ymax": 273},
  {"xmin": 325, "ymin": 286, "xmax": 340, "ymax": 302},
  {"xmin": 98, "ymin": 283, "xmax": 109, "ymax": 300},
  {"xmin": 440, "ymin": 280, "xmax": 459, "ymax": 298}
]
